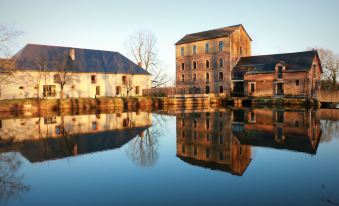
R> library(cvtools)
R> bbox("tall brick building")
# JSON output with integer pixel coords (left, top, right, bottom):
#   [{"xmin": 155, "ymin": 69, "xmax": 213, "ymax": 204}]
[{"xmin": 175, "ymin": 24, "xmax": 251, "ymax": 96}]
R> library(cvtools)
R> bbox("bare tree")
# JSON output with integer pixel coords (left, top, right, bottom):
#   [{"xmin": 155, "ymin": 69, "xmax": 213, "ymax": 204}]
[
  {"xmin": 0, "ymin": 153, "xmax": 29, "ymax": 205},
  {"xmin": 316, "ymin": 48, "xmax": 338, "ymax": 90},
  {"xmin": 126, "ymin": 30, "xmax": 170, "ymax": 88},
  {"xmin": 122, "ymin": 75, "xmax": 134, "ymax": 97},
  {"xmin": 125, "ymin": 114, "xmax": 168, "ymax": 167},
  {"xmin": 52, "ymin": 52, "xmax": 77, "ymax": 99},
  {"xmin": 0, "ymin": 25, "xmax": 21, "ymax": 83}
]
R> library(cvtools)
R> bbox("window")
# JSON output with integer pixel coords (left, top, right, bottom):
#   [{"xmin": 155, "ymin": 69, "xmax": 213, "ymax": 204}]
[
  {"xmin": 182, "ymin": 144, "xmax": 185, "ymax": 153},
  {"xmin": 44, "ymin": 116, "xmax": 56, "ymax": 124},
  {"xmin": 240, "ymin": 46, "xmax": 243, "ymax": 55},
  {"xmin": 219, "ymin": 58, "xmax": 223, "ymax": 68},
  {"xmin": 206, "ymin": 73, "xmax": 209, "ymax": 83},
  {"xmin": 250, "ymin": 83, "xmax": 255, "ymax": 93},
  {"xmin": 54, "ymin": 74, "xmax": 61, "ymax": 83},
  {"xmin": 55, "ymin": 125, "xmax": 61, "ymax": 135},
  {"xmin": 91, "ymin": 75, "xmax": 96, "ymax": 84},
  {"xmin": 116, "ymin": 86, "xmax": 121, "ymax": 95},
  {"xmin": 92, "ymin": 121, "xmax": 97, "ymax": 130},
  {"xmin": 295, "ymin": 80, "xmax": 300, "ymax": 86},
  {"xmin": 219, "ymin": 41, "xmax": 223, "ymax": 51},
  {"xmin": 181, "ymin": 47, "xmax": 184, "ymax": 56},
  {"xmin": 181, "ymin": 74, "xmax": 185, "ymax": 82},
  {"xmin": 135, "ymin": 86, "xmax": 140, "ymax": 95},
  {"xmin": 276, "ymin": 111, "xmax": 284, "ymax": 123},
  {"xmin": 193, "ymin": 74, "xmax": 196, "ymax": 81},
  {"xmin": 181, "ymin": 119, "xmax": 185, "ymax": 127},
  {"xmin": 219, "ymin": 86, "xmax": 223, "ymax": 93},
  {"xmin": 96, "ymin": 86, "xmax": 100, "ymax": 96},
  {"xmin": 19, "ymin": 86, "xmax": 24, "ymax": 90},
  {"xmin": 205, "ymin": 86, "xmax": 210, "ymax": 94},
  {"xmin": 250, "ymin": 111, "xmax": 255, "ymax": 122},
  {"xmin": 193, "ymin": 120, "xmax": 197, "ymax": 128},
  {"xmin": 206, "ymin": 60, "xmax": 210, "ymax": 68},
  {"xmin": 122, "ymin": 76, "xmax": 127, "ymax": 84},
  {"xmin": 205, "ymin": 43, "xmax": 209, "ymax": 53},
  {"xmin": 206, "ymin": 119, "xmax": 210, "ymax": 130},
  {"xmin": 219, "ymin": 72, "xmax": 223, "ymax": 81},
  {"xmin": 181, "ymin": 62, "xmax": 185, "ymax": 70},
  {"xmin": 194, "ymin": 132, "xmax": 197, "ymax": 140},
  {"xmin": 193, "ymin": 61, "xmax": 197, "ymax": 69},
  {"xmin": 277, "ymin": 66, "xmax": 283, "ymax": 79},
  {"xmin": 206, "ymin": 148, "xmax": 210, "ymax": 159},
  {"xmin": 219, "ymin": 151, "xmax": 224, "ymax": 160},
  {"xmin": 43, "ymin": 85, "xmax": 56, "ymax": 97},
  {"xmin": 295, "ymin": 120, "xmax": 299, "ymax": 127},
  {"xmin": 194, "ymin": 147, "xmax": 197, "ymax": 156},
  {"xmin": 193, "ymin": 45, "xmax": 196, "ymax": 55}
]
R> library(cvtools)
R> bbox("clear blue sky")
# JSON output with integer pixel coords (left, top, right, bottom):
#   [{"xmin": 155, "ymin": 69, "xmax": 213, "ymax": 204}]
[{"xmin": 1, "ymin": 0, "xmax": 338, "ymax": 80}]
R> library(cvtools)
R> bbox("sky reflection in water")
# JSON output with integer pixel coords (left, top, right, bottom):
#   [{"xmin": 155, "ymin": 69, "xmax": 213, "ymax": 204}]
[{"xmin": 0, "ymin": 108, "xmax": 338, "ymax": 206}]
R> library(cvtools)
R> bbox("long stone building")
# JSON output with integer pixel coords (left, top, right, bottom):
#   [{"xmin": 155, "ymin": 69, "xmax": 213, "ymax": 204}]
[
  {"xmin": 175, "ymin": 24, "xmax": 251, "ymax": 96},
  {"xmin": 0, "ymin": 44, "xmax": 151, "ymax": 100}
]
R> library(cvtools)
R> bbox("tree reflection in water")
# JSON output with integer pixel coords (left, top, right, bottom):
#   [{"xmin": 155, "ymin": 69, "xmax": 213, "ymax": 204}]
[
  {"xmin": 126, "ymin": 114, "xmax": 167, "ymax": 167},
  {"xmin": 0, "ymin": 152, "xmax": 29, "ymax": 205}
]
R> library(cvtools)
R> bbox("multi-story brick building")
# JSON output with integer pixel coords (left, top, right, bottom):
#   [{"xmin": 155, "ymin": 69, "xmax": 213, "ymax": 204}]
[{"xmin": 175, "ymin": 24, "xmax": 251, "ymax": 96}]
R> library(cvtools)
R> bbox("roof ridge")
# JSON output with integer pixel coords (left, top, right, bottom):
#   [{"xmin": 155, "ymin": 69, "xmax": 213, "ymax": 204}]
[
  {"xmin": 25, "ymin": 43, "xmax": 118, "ymax": 54},
  {"xmin": 183, "ymin": 24, "xmax": 242, "ymax": 36},
  {"xmin": 241, "ymin": 50, "xmax": 316, "ymax": 58}
]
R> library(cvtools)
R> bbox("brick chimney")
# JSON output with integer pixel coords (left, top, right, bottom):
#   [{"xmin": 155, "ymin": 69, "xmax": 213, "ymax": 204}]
[
  {"xmin": 69, "ymin": 48, "xmax": 75, "ymax": 60},
  {"xmin": 138, "ymin": 61, "xmax": 144, "ymax": 68}
]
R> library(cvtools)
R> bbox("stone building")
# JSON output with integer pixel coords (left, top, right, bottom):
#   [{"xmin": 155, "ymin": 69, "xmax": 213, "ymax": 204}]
[
  {"xmin": 0, "ymin": 44, "xmax": 151, "ymax": 100},
  {"xmin": 232, "ymin": 51, "xmax": 322, "ymax": 98},
  {"xmin": 231, "ymin": 108, "xmax": 321, "ymax": 154},
  {"xmin": 176, "ymin": 109, "xmax": 251, "ymax": 176},
  {"xmin": 175, "ymin": 24, "xmax": 251, "ymax": 96},
  {"xmin": 0, "ymin": 111, "xmax": 152, "ymax": 162}
]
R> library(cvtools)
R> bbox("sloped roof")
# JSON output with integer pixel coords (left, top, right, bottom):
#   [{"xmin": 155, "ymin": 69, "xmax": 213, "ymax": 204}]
[
  {"xmin": 11, "ymin": 44, "xmax": 151, "ymax": 75},
  {"xmin": 234, "ymin": 50, "xmax": 321, "ymax": 74},
  {"xmin": 175, "ymin": 24, "xmax": 251, "ymax": 45}
]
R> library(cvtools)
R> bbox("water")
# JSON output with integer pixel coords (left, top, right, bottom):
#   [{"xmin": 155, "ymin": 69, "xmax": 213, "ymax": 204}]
[{"xmin": 0, "ymin": 108, "xmax": 338, "ymax": 206}]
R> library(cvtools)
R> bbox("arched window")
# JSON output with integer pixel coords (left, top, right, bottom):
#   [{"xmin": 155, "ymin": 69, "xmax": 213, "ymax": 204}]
[
  {"xmin": 193, "ymin": 73, "xmax": 196, "ymax": 81},
  {"xmin": 219, "ymin": 58, "xmax": 223, "ymax": 68},
  {"xmin": 206, "ymin": 60, "xmax": 210, "ymax": 69},
  {"xmin": 219, "ymin": 86, "xmax": 223, "ymax": 93},
  {"xmin": 181, "ymin": 62, "xmax": 185, "ymax": 70},
  {"xmin": 206, "ymin": 73, "xmax": 209, "ymax": 83},
  {"xmin": 181, "ymin": 74, "xmax": 184, "ymax": 82},
  {"xmin": 219, "ymin": 72, "xmax": 223, "ymax": 81},
  {"xmin": 193, "ymin": 61, "xmax": 197, "ymax": 69},
  {"xmin": 205, "ymin": 86, "xmax": 210, "ymax": 94},
  {"xmin": 193, "ymin": 86, "xmax": 196, "ymax": 94}
]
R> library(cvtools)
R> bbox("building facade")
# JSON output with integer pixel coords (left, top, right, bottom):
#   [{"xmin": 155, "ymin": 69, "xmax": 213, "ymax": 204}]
[
  {"xmin": 0, "ymin": 44, "xmax": 152, "ymax": 100},
  {"xmin": 232, "ymin": 51, "xmax": 322, "ymax": 98},
  {"xmin": 175, "ymin": 24, "xmax": 251, "ymax": 96}
]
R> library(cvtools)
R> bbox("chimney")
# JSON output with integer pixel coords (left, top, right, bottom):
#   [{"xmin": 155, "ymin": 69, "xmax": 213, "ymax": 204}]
[
  {"xmin": 69, "ymin": 48, "xmax": 75, "ymax": 60},
  {"xmin": 138, "ymin": 61, "xmax": 144, "ymax": 68}
]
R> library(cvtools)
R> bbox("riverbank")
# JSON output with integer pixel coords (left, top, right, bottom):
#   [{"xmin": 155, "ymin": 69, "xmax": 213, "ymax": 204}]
[{"xmin": 0, "ymin": 96, "xmax": 331, "ymax": 114}]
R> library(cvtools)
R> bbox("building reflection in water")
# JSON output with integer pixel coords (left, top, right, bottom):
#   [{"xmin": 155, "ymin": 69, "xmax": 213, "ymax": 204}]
[
  {"xmin": 0, "ymin": 112, "xmax": 152, "ymax": 162},
  {"xmin": 176, "ymin": 108, "xmax": 322, "ymax": 176}
]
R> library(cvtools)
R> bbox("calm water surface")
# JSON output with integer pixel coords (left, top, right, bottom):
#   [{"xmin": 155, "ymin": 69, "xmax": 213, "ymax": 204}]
[{"xmin": 0, "ymin": 108, "xmax": 338, "ymax": 206}]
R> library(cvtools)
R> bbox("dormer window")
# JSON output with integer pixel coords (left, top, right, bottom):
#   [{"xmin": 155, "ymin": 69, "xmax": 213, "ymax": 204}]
[
  {"xmin": 313, "ymin": 64, "xmax": 317, "ymax": 78},
  {"xmin": 181, "ymin": 47, "xmax": 184, "ymax": 56},
  {"xmin": 277, "ymin": 66, "xmax": 283, "ymax": 79}
]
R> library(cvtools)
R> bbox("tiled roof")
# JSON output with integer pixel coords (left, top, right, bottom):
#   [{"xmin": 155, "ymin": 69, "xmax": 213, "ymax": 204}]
[
  {"xmin": 175, "ymin": 24, "xmax": 251, "ymax": 45},
  {"xmin": 11, "ymin": 44, "xmax": 151, "ymax": 75},
  {"xmin": 234, "ymin": 50, "xmax": 321, "ymax": 74}
]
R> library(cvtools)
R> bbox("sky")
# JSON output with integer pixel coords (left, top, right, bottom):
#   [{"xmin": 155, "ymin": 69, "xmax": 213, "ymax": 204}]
[{"xmin": 0, "ymin": 0, "xmax": 338, "ymax": 80}]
